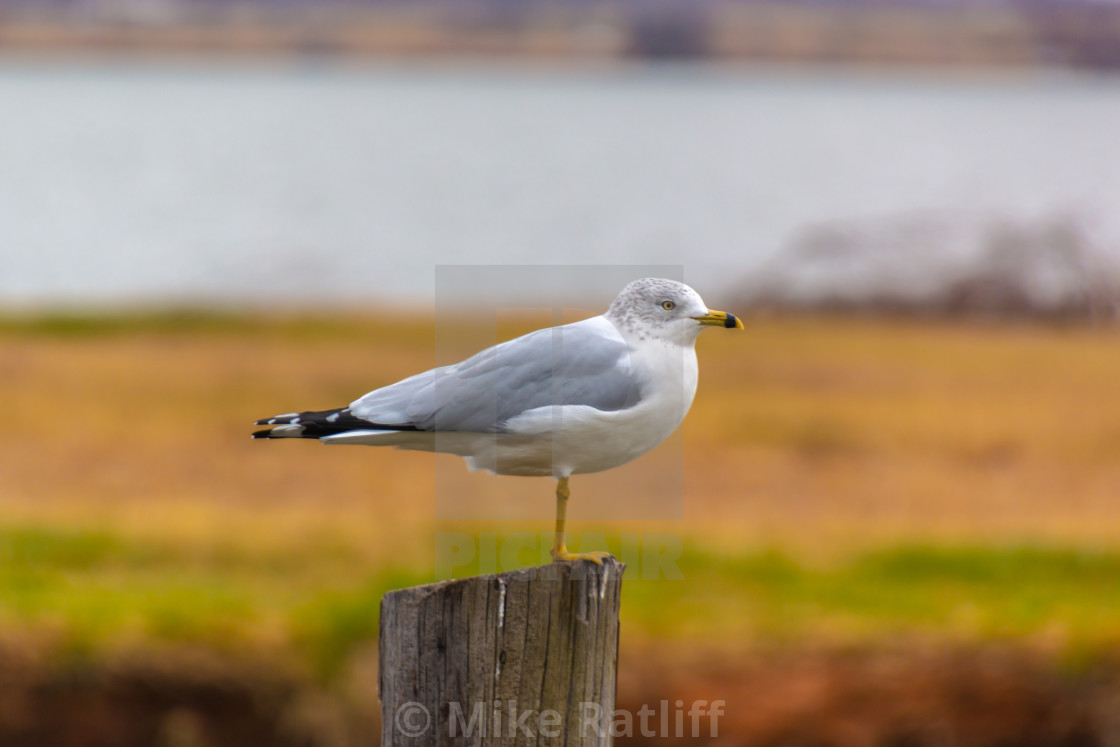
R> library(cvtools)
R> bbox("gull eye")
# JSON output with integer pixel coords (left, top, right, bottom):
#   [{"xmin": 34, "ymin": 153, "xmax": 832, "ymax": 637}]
[{"xmin": 661, "ymin": 300, "xmax": 675, "ymax": 311}]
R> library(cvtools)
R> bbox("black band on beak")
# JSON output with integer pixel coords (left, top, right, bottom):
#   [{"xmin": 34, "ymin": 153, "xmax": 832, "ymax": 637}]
[{"xmin": 724, "ymin": 313, "xmax": 739, "ymax": 329}]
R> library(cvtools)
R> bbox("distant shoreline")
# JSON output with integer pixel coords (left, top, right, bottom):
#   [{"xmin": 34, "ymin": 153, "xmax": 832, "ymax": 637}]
[{"xmin": 2, "ymin": 2, "xmax": 1119, "ymax": 71}]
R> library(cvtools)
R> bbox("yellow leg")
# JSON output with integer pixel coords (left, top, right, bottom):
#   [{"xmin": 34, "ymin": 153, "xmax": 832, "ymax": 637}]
[{"xmin": 549, "ymin": 476, "xmax": 612, "ymax": 565}]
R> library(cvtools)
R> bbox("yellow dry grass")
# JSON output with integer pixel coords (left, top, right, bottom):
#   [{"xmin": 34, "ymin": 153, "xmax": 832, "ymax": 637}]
[{"xmin": 3, "ymin": 312, "xmax": 1119, "ymax": 562}]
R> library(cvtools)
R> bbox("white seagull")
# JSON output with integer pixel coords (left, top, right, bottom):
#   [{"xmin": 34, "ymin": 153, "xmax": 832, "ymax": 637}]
[{"xmin": 253, "ymin": 278, "xmax": 742, "ymax": 563}]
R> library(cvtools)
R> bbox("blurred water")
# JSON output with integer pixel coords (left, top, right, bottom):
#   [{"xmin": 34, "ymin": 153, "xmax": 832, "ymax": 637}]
[{"xmin": 2, "ymin": 58, "xmax": 1119, "ymax": 307}]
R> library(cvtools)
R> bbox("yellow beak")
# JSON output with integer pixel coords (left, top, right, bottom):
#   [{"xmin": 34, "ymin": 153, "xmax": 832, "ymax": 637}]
[{"xmin": 693, "ymin": 309, "xmax": 744, "ymax": 329}]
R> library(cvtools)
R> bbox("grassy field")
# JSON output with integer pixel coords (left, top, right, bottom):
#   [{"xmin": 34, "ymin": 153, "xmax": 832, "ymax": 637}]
[
  {"xmin": 4, "ymin": 525, "xmax": 1120, "ymax": 677},
  {"xmin": 2, "ymin": 310, "xmax": 1120, "ymax": 741}
]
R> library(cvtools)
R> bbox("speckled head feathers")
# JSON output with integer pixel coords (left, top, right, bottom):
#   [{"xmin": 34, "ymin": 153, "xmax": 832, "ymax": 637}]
[{"xmin": 604, "ymin": 278, "xmax": 708, "ymax": 341}]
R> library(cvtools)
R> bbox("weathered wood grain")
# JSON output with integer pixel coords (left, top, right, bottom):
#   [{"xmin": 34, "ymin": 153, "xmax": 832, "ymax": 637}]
[{"xmin": 379, "ymin": 558, "xmax": 625, "ymax": 747}]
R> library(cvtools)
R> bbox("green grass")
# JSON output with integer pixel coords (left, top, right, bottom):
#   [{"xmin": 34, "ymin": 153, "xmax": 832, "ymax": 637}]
[
  {"xmin": 2, "ymin": 525, "xmax": 1119, "ymax": 679},
  {"xmin": 0, "ymin": 525, "xmax": 428, "ymax": 678},
  {"xmin": 625, "ymin": 544, "xmax": 1120, "ymax": 647},
  {"xmin": 0, "ymin": 309, "xmax": 267, "ymax": 338},
  {"xmin": 0, "ymin": 308, "xmax": 429, "ymax": 343}
]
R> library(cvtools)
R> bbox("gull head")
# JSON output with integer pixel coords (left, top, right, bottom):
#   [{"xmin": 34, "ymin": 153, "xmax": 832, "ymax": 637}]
[{"xmin": 604, "ymin": 278, "xmax": 743, "ymax": 345}]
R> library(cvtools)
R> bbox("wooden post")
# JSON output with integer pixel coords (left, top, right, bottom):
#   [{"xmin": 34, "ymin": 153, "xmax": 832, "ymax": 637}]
[{"xmin": 379, "ymin": 558, "xmax": 625, "ymax": 746}]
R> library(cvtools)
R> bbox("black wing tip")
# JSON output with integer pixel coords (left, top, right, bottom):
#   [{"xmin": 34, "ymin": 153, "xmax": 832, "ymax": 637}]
[
  {"xmin": 252, "ymin": 407, "xmax": 421, "ymax": 440},
  {"xmin": 254, "ymin": 413, "xmax": 301, "ymax": 426}
]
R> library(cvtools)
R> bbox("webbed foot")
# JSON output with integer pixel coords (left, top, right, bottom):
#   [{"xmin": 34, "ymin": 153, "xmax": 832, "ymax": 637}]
[{"xmin": 550, "ymin": 548, "xmax": 613, "ymax": 565}]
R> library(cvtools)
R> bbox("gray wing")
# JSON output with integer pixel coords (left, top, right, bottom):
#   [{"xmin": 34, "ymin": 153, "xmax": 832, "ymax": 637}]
[{"xmin": 350, "ymin": 316, "xmax": 641, "ymax": 433}]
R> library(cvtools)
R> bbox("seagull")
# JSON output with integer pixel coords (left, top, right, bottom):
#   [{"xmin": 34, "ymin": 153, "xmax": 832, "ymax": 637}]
[{"xmin": 253, "ymin": 278, "xmax": 742, "ymax": 564}]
